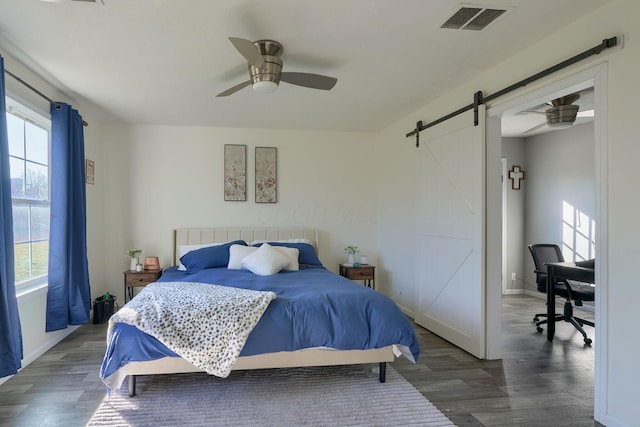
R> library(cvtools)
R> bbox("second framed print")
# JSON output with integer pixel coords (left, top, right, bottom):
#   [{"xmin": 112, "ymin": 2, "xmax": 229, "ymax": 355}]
[{"xmin": 255, "ymin": 147, "xmax": 277, "ymax": 203}]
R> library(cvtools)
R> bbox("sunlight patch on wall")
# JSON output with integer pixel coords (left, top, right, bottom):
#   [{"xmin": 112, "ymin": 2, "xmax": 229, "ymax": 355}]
[{"xmin": 562, "ymin": 201, "xmax": 595, "ymax": 261}]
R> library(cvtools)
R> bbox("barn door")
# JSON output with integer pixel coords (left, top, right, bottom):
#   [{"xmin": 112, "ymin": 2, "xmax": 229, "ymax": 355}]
[{"xmin": 415, "ymin": 106, "xmax": 486, "ymax": 358}]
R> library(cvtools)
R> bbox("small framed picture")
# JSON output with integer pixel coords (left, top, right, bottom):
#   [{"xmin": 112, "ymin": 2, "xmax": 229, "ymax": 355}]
[
  {"xmin": 255, "ymin": 147, "xmax": 277, "ymax": 203},
  {"xmin": 86, "ymin": 159, "xmax": 95, "ymax": 185},
  {"xmin": 224, "ymin": 144, "xmax": 247, "ymax": 201}
]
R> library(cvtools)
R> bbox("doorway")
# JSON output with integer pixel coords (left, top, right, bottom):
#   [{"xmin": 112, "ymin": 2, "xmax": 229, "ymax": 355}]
[{"xmin": 487, "ymin": 64, "xmax": 608, "ymax": 421}]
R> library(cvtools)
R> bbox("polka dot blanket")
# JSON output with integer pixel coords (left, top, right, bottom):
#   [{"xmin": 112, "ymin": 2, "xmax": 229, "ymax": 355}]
[{"xmin": 107, "ymin": 281, "xmax": 276, "ymax": 377}]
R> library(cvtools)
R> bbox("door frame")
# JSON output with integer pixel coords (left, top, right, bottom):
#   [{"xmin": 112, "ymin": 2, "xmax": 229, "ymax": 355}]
[{"xmin": 486, "ymin": 63, "xmax": 608, "ymax": 422}]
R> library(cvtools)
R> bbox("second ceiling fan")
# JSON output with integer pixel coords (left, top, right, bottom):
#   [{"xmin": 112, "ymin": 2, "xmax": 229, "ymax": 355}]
[
  {"xmin": 521, "ymin": 91, "xmax": 594, "ymax": 134},
  {"xmin": 217, "ymin": 37, "xmax": 338, "ymax": 97}
]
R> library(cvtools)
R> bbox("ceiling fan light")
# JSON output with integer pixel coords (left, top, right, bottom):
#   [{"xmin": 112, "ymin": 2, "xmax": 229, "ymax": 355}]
[
  {"xmin": 252, "ymin": 81, "xmax": 278, "ymax": 94},
  {"xmin": 548, "ymin": 122, "xmax": 573, "ymax": 129}
]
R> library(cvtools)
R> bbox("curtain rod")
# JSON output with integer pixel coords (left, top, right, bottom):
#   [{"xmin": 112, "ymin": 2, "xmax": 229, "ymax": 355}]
[
  {"xmin": 405, "ymin": 36, "xmax": 618, "ymax": 144},
  {"xmin": 4, "ymin": 68, "xmax": 89, "ymax": 127}
]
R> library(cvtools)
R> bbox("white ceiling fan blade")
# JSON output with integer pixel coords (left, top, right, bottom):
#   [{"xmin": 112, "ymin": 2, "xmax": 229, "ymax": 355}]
[
  {"xmin": 216, "ymin": 80, "xmax": 251, "ymax": 97},
  {"xmin": 517, "ymin": 110, "xmax": 545, "ymax": 115},
  {"xmin": 577, "ymin": 109, "xmax": 595, "ymax": 118},
  {"xmin": 523, "ymin": 122, "xmax": 547, "ymax": 134},
  {"xmin": 228, "ymin": 37, "xmax": 264, "ymax": 68},
  {"xmin": 280, "ymin": 72, "xmax": 337, "ymax": 90}
]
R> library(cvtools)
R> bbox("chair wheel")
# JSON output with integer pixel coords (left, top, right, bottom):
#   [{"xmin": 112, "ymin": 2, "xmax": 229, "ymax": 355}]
[
  {"xmin": 533, "ymin": 316, "xmax": 539, "ymax": 322},
  {"xmin": 578, "ymin": 322, "xmax": 584, "ymax": 327},
  {"xmin": 584, "ymin": 338, "xmax": 592, "ymax": 346},
  {"xmin": 537, "ymin": 327, "xmax": 543, "ymax": 333}
]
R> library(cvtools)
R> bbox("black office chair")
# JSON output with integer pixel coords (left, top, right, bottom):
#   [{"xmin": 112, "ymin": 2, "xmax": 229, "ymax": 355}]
[{"xmin": 528, "ymin": 244, "xmax": 595, "ymax": 345}]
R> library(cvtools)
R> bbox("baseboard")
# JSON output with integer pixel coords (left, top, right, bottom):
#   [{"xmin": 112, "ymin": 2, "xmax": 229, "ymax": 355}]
[
  {"xmin": 502, "ymin": 288, "xmax": 524, "ymax": 295},
  {"xmin": 393, "ymin": 300, "xmax": 415, "ymax": 319}
]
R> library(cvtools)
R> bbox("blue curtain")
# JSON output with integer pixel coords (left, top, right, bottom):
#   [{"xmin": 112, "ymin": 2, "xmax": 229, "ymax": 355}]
[
  {"xmin": 45, "ymin": 102, "xmax": 91, "ymax": 332},
  {"xmin": 0, "ymin": 55, "xmax": 23, "ymax": 378}
]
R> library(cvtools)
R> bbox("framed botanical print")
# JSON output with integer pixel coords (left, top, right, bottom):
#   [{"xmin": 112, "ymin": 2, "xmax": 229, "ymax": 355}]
[
  {"xmin": 255, "ymin": 147, "xmax": 277, "ymax": 203},
  {"xmin": 224, "ymin": 144, "xmax": 247, "ymax": 201},
  {"xmin": 86, "ymin": 159, "xmax": 95, "ymax": 185}
]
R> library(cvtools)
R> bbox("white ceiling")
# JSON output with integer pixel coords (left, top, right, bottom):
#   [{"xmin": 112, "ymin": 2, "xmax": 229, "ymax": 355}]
[{"xmin": 0, "ymin": 0, "xmax": 607, "ymax": 133}]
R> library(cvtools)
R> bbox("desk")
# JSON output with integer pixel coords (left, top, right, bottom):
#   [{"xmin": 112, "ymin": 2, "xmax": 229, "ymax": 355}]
[{"xmin": 545, "ymin": 262, "xmax": 595, "ymax": 342}]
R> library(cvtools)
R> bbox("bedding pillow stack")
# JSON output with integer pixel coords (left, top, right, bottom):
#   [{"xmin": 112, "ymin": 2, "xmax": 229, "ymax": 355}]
[
  {"xmin": 179, "ymin": 239, "xmax": 321, "ymax": 276},
  {"xmin": 228, "ymin": 243, "xmax": 300, "ymax": 275}
]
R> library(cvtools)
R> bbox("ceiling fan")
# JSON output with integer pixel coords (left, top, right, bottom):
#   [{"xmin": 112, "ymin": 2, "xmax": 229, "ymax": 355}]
[
  {"xmin": 521, "ymin": 92, "xmax": 594, "ymax": 134},
  {"xmin": 216, "ymin": 37, "xmax": 338, "ymax": 97}
]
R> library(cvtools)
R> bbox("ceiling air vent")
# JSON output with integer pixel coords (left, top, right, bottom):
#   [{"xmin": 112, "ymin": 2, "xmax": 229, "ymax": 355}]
[{"xmin": 441, "ymin": 4, "xmax": 509, "ymax": 31}]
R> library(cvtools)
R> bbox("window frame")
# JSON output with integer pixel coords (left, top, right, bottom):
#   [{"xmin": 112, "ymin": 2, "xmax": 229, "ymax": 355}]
[{"xmin": 5, "ymin": 96, "xmax": 52, "ymax": 293}]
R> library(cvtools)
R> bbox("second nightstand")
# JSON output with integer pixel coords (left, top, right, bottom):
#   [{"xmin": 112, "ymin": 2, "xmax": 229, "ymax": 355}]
[
  {"xmin": 123, "ymin": 269, "xmax": 162, "ymax": 303},
  {"xmin": 339, "ymin": 264, "xmax": 375, "ymax": 289}
]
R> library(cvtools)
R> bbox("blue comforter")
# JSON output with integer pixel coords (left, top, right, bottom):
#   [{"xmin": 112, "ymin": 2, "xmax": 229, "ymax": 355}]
[{"xmin": 101, "ymin": 266, "xmax": 419, "ymax": 382}]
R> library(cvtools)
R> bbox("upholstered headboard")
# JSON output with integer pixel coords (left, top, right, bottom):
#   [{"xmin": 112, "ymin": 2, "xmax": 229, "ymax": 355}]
[{"xmin": 173, "ymin": 227, "xmax": 319, "ymax": 266}]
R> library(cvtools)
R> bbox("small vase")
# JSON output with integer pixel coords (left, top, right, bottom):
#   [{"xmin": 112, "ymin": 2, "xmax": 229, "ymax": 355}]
[
  {"xmin": 347, "ymin": 253, "xmax": 355, "ymax": 265},
  {"xmin": 130, "ymin": 257, "xmax": 139, "ymax": 271}
]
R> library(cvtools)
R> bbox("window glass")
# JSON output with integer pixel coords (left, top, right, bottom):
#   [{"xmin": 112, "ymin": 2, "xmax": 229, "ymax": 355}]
[
  {"xmin": 12, "ymin": 204, "xmax": 29, "ymax": 243},
  {"xmin": 25, "ymin": 122, "xmax": 48, "ymax": 165},
  {"xmin": 6, "ymin": 113, "xmax": 24, "ymax": 157},
  {"xmin": 25, "ymin": 161, "xmax": 48, "ymax": 200},
  {"xmin": 6, "ymin": 98, "xmax": 51, "ymax": 288},
  {"xmin": 31, "ymin": 205, "xmax": 50, "ymax": 241},
  {"xmin": 14, "ymin": 242, "xmax": 30, "ymax": 284},
  {"xmin": 9, "ymin": 156, "xmax": 25, "ymax": 198}
]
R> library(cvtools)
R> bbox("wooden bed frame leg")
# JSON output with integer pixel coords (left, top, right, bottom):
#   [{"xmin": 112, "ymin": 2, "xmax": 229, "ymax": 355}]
[
  {"xmin": 379, "ymin": 362, "xmax": 386, "ymax": 383},
  {"xmin": 128, "ymin": 375, "xmax": 137, "ymax": 397}
]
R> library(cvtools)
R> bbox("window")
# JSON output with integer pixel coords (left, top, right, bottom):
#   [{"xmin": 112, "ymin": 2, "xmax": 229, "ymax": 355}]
[{"xmin": 6, "ymin": 97, "xmax": 51, "ymax": 289}]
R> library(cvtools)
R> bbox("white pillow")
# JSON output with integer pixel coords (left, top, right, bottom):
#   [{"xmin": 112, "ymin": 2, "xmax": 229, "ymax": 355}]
[
  {"xmin": 228, "ymin": 245, "xmax": 259, "ymax": 269},
  {"xmin": 249, "ymin": 238, "xmax": 315, "ymax": 249},
  {"xmin": 275, "ymin": 246, "xmax": 300, "ymax": 271},
  {"xmin": 177, "ymin": 242, "xmax": 225, "ymax": 271},
  {"xmin": 241, "ymin": 243, "xmax": 291, "ymax": 276}
]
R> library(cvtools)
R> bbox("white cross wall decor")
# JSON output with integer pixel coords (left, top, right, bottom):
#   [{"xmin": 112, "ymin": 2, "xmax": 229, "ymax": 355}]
[{"xmin": 508, "ymin": 165, "xmax": 525, "ymax": 190}]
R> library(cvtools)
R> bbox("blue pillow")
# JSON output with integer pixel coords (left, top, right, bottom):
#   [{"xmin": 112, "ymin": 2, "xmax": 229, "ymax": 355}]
[
  {"xmin": 253, "ymin": 242, "xmax": 322, "ymax": 267},
  {"xmin": 180, "ymin": 240, "xmax": 246, "ymax": 273}
]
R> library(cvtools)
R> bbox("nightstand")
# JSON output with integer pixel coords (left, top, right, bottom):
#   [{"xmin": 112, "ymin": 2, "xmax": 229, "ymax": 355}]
[
  {"xmin": 339, "ymin": 264, "xmax": 375, "ymax": 289},
  {"xmin": 123, "ymin": 269, "xmax": 162, "ymax": 302}
]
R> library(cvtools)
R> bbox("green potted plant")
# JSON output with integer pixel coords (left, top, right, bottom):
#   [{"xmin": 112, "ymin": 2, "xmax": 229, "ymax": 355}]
[
  {"xmin": 344, "ymin": 245, "xmax": 359, "ymax": 265},
  {"xmin": 125, "ymin": 248, "xmax": 142, "ymax": 271}
]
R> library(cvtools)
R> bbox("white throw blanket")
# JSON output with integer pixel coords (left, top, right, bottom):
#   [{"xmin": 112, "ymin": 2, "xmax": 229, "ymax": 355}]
[{"xmin": 108, "ymin": 281, "xmax": 276, "ymax": 378}]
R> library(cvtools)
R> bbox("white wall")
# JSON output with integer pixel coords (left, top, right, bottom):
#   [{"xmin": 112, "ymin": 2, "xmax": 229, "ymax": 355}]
[
  {"xmin": 99, "ymin": 124, "xmax": 381, "ymax": 299},
  {"xmin": 502, "ymin": 137, "xmax": 526, "ymax": 292},
  {"xmin": 523, "ymin": 122, "xmax": 595, "ymax": 292},
  {"xmin": 376, "ymin": 1, "xmax": 639, "ymax": 425}
]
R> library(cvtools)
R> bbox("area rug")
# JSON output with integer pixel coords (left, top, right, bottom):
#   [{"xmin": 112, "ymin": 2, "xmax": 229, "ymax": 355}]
[{"xmin": 88, "ymin": 364, "xmax": 455, "ymax": 426}]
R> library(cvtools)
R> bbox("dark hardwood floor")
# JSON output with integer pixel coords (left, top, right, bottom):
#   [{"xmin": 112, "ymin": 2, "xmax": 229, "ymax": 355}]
[{"xmin": 0, "ymin": 294, "xmax": 597, "ymax": 427}]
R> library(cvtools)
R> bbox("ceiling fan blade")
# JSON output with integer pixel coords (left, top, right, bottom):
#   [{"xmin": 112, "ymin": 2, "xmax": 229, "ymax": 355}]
[
  {"xmin": 216, "ymin": 80, "xmax": 251, "ymax": 97},
  {"xmin": 280, "ymin": 72, "xmax": 337, "ymax": 90},
  {"xmin": 577, "ymin": 109, "xmax": 595, "ymax": 118},
  {"xmin": 228, "ymin": 37, "xmax": 264, "ymax": 68},
  {"xmin": 517, "ymin": 110, "xmax": 546, "ymax": 115},
  {"xmin": 523, "ymin": 122, "xmax": 547, "ymax": 134}
]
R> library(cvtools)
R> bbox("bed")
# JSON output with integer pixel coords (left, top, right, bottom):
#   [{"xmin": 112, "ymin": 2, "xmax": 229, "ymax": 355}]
[{"xmin": 100, "ymin": 227, "xmax": 420, "ymax": 396}]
